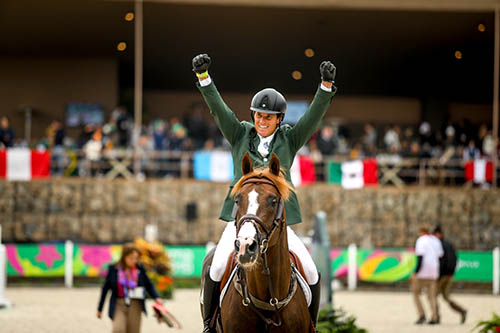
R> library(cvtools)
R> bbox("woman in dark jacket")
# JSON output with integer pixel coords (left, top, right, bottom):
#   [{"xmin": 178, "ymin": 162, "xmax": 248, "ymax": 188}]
[{"xmin": 97, "ymin": 243, "xmax": 162, "ymax": 333}]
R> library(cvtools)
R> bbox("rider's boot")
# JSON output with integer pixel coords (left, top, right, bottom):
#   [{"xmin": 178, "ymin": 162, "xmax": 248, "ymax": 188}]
[
  {"xmin": 308, "ymin": 273, "xmax": 321, "ymax": 329},
  {"xmin": 202, "ymin": 267, "xmax": 220, "ymax": 333}
]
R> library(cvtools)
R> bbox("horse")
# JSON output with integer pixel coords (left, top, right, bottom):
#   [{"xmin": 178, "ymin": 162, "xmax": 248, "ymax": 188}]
[{"xmin": 201, "ymin": 152, "xmax": 313, "ymax": 332}]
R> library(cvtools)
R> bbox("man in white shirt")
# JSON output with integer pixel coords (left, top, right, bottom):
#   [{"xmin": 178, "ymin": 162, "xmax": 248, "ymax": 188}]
[{"xmin": 411, "ymin": 225, "xmax": 444, "ymax": 325}]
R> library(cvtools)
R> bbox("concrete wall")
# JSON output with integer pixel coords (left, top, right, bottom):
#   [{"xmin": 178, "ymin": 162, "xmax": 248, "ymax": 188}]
[
  {"xmin": 1, "ymin": 179, "xmax": 499, "ymax": 251},
  {"xmin": 0, "ymin": 57, "xmax": 118, "ymax": 142}
]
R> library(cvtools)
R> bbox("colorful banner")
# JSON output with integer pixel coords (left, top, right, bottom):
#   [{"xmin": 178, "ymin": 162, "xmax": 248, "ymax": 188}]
[
  {"xmin": 454, "ymin": 251, "xmax": 493, "ymax": 282},
  {"xmin": 330, "ymin": 248, "xmax": 494, "ymax": 282},
  {"xmin": 6, "ymin": 244, "xmax": 65, "ymax": 277},
  {"xmin": 5, "ymin": 244, "xmax": 497, "ymax": 282},
  {"xmin": 6, "ymin": 243, "xmax": 206, "ymax": 279},
  {"xmin": 166, "ymin": 245, "xmax": 207, "ymax": 278}
]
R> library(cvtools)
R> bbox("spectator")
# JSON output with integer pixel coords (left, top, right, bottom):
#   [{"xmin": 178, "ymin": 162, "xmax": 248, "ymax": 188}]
[
  {"xmin": 183, "ymin": 103, "xmax": 208, "ymax": 150},
  {"xmin": 362, "ymin": 123, "xmax": 377, "ymax": 156},
  {"xmin": 433, "ymin": 225, "xmax": 467, "ymax": 324},
  {"xmin": 443, "ymin": 122, "xmax": 456, "ymax": 148},
  {"xmin": 383, "ymin": 125, "xmax": 401, "ymax": 153},
  {"xmin": 482, "ymin": 130, "xmax": 495, "ymax": 157},
  {"xmin": 168, "ymin": 118, "xmax": 188, "ymax": 151},
  {"xmin": 462, "ymin": 139, "xmax": 480, "ymax": 161},
  {"xmin": 419, "ymin": 121, "xmax": 434, "ymax": 145},
  {"xmin": 411, "ymin": 225, "xmax": 443, "ymax": 325},
  {"xmin": 47, "ymin": 120, "xmax": 66, "ymax": 176},
  {"xmin": 115, "ymin": 107, "xmax": 131, "ymax": 147},
  {"xmin": 316, "ymin": 125, "xmax": 338, "ymax": 156},
  {"xmin": 0, "ymin": 116, "xmax": 15, "ymax": 148},
  {"xmin": 97, "ymin": 243, "xmax": 163, "ymax": 333},
  {"xmin": 83, "ymin": 127, "xmax": 103, "ymax": 176},
  {"xmin": 152, "ymin": 120, "xmax": 167, "ymax": 151},
  {"xmin": 477, "ymin": 123, "xmax": 488, "ymax": 152}
]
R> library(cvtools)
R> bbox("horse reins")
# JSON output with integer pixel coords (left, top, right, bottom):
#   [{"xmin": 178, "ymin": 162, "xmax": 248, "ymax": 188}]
[{"xmin": 233, "ymin": 176, "xmax": 298, "ymax": 328}]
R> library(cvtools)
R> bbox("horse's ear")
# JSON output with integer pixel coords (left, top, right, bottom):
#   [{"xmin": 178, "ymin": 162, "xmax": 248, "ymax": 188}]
[
  {"xmin": 242, "ymin": 152, "xmax": 253, "ymax": 175},
  {"xmin": 269, "ymin": 153, "xmax": 280, "ymax": 176}
]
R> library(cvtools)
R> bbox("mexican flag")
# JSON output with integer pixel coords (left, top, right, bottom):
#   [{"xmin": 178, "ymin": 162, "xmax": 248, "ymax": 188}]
[
  {"xmin": 464, "ymin": 159, "xmax": 493, "ymax": 184},
  {"xmin": 0, "ymin": 148, "xmax": 51, "ymax": 180},
  {"xmin": 290, "ymin": 155, "xmax": 316, "ymax": 187},
  {"xmin": 327, "ymin": 158, "xmax": 378, "ymax": 189}
]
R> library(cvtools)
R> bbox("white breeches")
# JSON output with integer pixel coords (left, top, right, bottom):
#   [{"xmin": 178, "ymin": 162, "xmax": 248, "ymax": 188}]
[{"xmin": 209, "ymin": 222, "xmax": 319, "ymax": 285}]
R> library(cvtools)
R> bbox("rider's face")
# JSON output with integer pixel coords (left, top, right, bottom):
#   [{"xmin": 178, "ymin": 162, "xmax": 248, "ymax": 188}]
[{"xmin": 254, "ymin": 112, "xmax": 280, "ymax": 138}]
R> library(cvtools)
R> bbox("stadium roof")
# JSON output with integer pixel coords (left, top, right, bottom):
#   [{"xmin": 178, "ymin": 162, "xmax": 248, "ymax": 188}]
[
  {"xmin": 113, "ymin": 0, "xmax": 500, "ymax": 12},
  {"xmin": 0, "ymin": 0, "xmax": 497, "ymax": 102}
]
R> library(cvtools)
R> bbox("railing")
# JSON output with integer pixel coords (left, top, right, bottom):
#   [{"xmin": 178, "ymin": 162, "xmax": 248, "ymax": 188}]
[{"xmin": 48, "ymin": 148, "xmax": 498, "ymax": 187}]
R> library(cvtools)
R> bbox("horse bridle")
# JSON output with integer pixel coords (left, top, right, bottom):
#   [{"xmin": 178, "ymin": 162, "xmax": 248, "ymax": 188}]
[
  {"xmin": 232, "ymin": 176, "xmax": 298, "ymax": 328},
  {"xmin": 233, "ymin": 177, "xmax": 284, "ymax": 255}
]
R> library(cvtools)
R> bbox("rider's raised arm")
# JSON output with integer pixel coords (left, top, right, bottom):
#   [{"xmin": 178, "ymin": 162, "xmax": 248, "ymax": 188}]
[
  {"xmin": 192, "ymin": 54, "xmax": 245, "ymax": 146},
  {"xmin": 288, "ymin": 61, "xmax": 337, "ymax": 152}
]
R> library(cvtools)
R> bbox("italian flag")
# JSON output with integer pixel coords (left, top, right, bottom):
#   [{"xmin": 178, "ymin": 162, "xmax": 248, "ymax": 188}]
[
  {"xmin": 328, "ymin": 158, "xmax": 378, "ymax": 189},
  {"xmin": 290, "ymin": 155, "xmax": 316, "ymax": 187},
  {"xmin": 0, "ymin": 148, "xmax": 51, "ymax": 180},
  {"xmin": 464, "ymin": 159, "xmax": 493, "ymax": 184}
]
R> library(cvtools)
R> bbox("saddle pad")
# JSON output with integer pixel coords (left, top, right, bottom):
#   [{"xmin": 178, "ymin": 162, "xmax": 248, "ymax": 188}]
[{"xmin": 220, "ymin": 251, "xmax": 237, "ymax": 292}]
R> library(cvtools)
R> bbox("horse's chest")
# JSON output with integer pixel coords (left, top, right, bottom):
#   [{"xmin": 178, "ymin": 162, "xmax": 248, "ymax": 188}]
[{"xmin": 220, "ymin": 287, "xmax": 310, "ymax": 333}]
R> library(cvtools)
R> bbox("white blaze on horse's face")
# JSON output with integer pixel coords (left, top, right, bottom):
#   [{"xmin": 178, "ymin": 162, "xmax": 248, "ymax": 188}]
[
  {"xmin": 247, "ymin": 190, "xmax": 259, "ymax": 215},
  {"xmin": 235, "ymin": 189, "xmax": 259, "ymax": 265}
]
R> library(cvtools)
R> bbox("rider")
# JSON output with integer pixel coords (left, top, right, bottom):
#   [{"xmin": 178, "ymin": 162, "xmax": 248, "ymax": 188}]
[{"xmin": 193, "ymin": 53, "xmax": 337, "ymax": 332}]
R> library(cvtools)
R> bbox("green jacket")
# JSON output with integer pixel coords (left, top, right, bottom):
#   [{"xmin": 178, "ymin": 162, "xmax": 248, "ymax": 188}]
[{"xmin": 197, "ymin": 81, "xmax": 337, "ymax": 225}]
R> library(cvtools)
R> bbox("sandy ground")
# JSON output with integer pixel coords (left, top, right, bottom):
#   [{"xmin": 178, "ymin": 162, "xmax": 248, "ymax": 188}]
[{"xmin": 1, "ymin": 287, "xmax": 499, "ymax": 332}]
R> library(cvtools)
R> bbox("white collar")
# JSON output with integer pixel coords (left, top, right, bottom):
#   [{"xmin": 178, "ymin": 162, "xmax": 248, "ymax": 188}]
[{"xmin": 257, "ymin": 129, "xmax": 277, "ymax": 157}]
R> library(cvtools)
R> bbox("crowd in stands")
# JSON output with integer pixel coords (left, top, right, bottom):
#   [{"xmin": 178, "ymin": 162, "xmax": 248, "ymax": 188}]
[{"xmin": 0, "ymin": 105, "xmax": 498, "ymax": 178}]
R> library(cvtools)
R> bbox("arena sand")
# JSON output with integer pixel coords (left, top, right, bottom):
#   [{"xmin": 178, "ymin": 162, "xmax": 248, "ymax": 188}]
[{"xmin": 1, "ymin": 287, "xmax": 499, "ymax": 332}]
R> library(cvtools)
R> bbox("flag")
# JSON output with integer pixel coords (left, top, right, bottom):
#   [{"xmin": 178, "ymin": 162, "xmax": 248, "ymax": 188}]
[
  {"xmin": 0, "ymin": 148, "xmax": 51, "ymax": 180},
  {"xmin": 193, "ymin": 151, "xmax": 233, "ymax": 182},
  {"xmin": 327, "ymin": 158, "xmax": 378, "ymax": 189},
  {"xmin": 465, "ymin": 159, "xmax": 493, "ymax": 184},
  {"xmin": 290, "ymin": 155, "xmax": 316, "ymax": 187}
]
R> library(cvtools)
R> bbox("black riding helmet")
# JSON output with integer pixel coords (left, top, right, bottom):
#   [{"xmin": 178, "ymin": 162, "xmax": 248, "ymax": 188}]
[{"xmin": 250, "ymin": 88, "xmax": 287, "ymax": 122}]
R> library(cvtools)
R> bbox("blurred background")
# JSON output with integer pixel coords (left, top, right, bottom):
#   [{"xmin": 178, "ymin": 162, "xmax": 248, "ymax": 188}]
[{"xmin": 0, "ymin": 1, "xmax": 500, "ymax": 331}]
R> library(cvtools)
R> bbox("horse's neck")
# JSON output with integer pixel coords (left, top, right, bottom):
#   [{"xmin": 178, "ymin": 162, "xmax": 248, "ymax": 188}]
[{"xmin": 246, "ymin": 231, "xmax": 291, "ymax": 301}]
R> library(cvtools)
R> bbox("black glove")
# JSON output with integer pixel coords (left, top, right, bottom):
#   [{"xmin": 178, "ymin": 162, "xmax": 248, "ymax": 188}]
[
  {"xmin": 192, "ymin": 54, "xmax": 211, "ymax": 74},
  {"xmin": 319, "ymin": 61, "xmax": 336, "ymax": 82}
]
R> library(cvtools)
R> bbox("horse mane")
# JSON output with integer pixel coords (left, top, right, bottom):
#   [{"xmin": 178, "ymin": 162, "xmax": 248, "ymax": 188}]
[{"xmin": 230, "ymin": 167, "xmax": 294, "ymax": 201}]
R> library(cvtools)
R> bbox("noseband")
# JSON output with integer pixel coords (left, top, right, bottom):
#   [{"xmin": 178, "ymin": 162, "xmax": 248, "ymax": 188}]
[{"xmin": 232, "ymin": 176, "xmax": 298, "ymax": 328}]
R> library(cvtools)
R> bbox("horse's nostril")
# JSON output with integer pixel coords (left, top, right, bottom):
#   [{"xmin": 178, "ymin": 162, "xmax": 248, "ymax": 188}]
[{"xmin": 248, "ymin": 240, "xmax": 257, "ymax": 253}]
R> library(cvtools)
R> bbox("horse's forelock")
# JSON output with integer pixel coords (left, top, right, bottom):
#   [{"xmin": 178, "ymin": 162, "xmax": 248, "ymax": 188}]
[{"xmin": 230, "ymin": 167, "xmax": 293, "ymax": 201}]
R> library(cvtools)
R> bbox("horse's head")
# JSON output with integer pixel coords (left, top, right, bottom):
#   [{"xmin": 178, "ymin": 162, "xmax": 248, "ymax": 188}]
[{"xmin": 231, "ymin": 153, "xmax": 293, "ymax": 268}]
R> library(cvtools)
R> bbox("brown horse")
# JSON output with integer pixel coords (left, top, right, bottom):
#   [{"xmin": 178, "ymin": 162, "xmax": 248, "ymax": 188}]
[{"xmin": 201, "ymin": 152, "xmax": 312, "ymax": 332}]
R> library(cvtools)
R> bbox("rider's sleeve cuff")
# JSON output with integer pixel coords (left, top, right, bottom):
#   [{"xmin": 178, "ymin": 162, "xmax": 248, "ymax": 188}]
[
  {"xmin": 199, "ymin": 76, "xmax": 212, "ymax": 87},
  {"xmin": 320, "ymin": 83, "xmax": 332, "ymax": 92}
]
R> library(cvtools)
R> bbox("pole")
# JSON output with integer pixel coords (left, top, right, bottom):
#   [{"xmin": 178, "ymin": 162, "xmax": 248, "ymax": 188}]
[
  {"xmin": 65, "ymin": 241, "xmax": 74, "ymax": 288},
  {"xmin": 493, "ymin": 8, "xmax": 499, "ymax": 187},
  {"xmin": 0, "ymin": 244, "xmax": 12, "ymax": 309},
  {"xmin": 493, "ymin": 247, "xmax": 499, "ymax": 295},
  {"xmin": 311, "ymin": 211, "xmax": 332, "ymax": 308},
  {"xmin": 133, "ymin": 0, "xmax": 144, "ymax": 177},
  {"xmin": 347, "ymin": 243, "xmax": 357, "ymax": 291}
]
